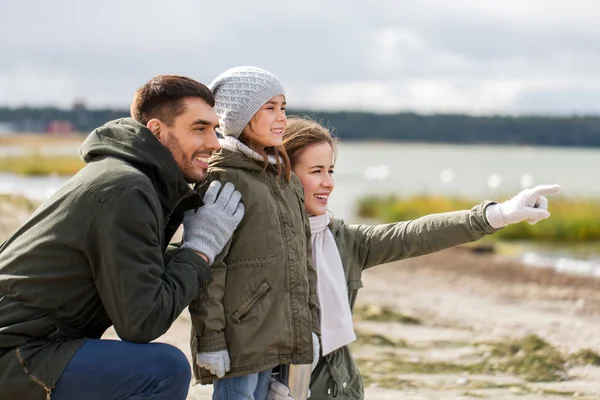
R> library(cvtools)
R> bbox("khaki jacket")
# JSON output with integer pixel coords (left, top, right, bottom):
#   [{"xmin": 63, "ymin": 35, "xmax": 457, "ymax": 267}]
[
  {"xmin": 310, "ymin": 202, "xmax": 499, "ymax": 398},
  {"xmin": 190, "ymin": 148, "xmax": 320, "ymax": 384}
]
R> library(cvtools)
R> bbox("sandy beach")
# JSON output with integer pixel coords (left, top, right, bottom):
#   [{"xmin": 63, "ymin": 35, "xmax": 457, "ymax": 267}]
[{"xmin": 100, "ymin": 246, "xmax": 600, "ymax": 399}]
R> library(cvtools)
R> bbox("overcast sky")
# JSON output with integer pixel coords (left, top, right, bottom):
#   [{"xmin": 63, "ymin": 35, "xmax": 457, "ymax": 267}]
[{"xmin": 2, "ymin": 0, "xmax": 600, "ymax": 115}]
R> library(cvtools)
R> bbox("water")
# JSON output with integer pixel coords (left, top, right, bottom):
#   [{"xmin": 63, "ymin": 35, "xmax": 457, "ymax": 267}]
[
  {"xmin": 330, "ymin": 142, "xmax": 599, "ymax": 219},
  {"xmin": 512, "ymin": 242, "xmax": 600, "ymax": 279},
  {"xmin": 0, "ymin": 173, "xmax": 69, "ymax": 201},
  {"xmin": 328, "ymin": 142, "xmax": 600, "ymax": 278},
  {"xmin": 1, "ymin": 141, "xmax": 599, "ymax": 277}
]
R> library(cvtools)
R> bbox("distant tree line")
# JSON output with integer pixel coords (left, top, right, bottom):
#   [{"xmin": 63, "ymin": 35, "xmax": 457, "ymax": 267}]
[{"xmin": 1, "ymin": 107, "xmax": 600, "ymax": 147}]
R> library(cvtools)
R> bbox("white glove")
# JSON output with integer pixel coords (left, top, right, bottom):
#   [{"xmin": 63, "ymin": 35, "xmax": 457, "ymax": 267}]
[
  {"xmin": 485, "ymin": 184, "xmax": 561, "ymax": 229},
  {"xmin": 311, "ymin": 332, "xmax": 320, "ymax": 372},
  {"xmin": 267, "ymin": 379, "xmax": 294, "ymax": 400},
  {"xmin": 196, "ymin": 350, "xmax": 230, "ymax": 378}
]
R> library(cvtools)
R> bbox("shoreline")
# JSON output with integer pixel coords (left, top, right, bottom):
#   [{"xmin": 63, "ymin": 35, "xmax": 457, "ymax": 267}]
[{"xmin": 2, "ymin": 192, "xmax": 600, "ymax": 282}]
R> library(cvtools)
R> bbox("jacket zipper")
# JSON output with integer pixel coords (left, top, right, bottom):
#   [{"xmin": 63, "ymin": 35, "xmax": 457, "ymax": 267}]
[
  {"xmin": 270, "ymin": 176, "xmax": 306, "ymax": 361},
  {"xmin": 164, "ymin": 189, "xmax": 197, "ymax": 230},
  {"xmin": 16, "ymin": 347, "xmax": 54, "ymax": 399}
]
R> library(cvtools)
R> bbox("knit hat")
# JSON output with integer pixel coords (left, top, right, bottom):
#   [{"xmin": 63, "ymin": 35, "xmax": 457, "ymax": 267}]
[{"xmin": 209, "ymin": 66, "xmax": 286, "ymax": 138}]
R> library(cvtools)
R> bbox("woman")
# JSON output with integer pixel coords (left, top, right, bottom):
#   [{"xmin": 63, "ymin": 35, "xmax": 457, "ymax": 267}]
[{"xmin": 267, "ymin": 116, "xmax": 560, "ymax": 399}]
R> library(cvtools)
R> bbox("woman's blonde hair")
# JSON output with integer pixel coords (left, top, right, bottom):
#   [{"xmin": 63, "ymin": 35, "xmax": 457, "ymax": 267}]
[{"xmin": 282, "ymin": 116, "xmax": 339, "ymax": 169}]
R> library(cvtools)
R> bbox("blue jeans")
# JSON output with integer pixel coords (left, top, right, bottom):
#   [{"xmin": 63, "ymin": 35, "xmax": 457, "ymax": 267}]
[
  {"xmin": 212, "ymin": 368, "xmax": 272, "ymax": 400},
  {"xmin": 52, "ymin": 339, "xmax": 191, "ymax": 400}
]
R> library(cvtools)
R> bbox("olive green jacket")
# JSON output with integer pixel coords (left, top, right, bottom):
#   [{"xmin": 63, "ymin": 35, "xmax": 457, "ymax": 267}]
[
  {"xmin": 310, "ymin": 202, "xmax": 499, "ymax": 399},
  {"xmin": 0, "ymin": 118, "xmax": 210, "ymax": 400},
  {"xmin": 190, "ymin": 148, "xmax": 320, "ymax": 384}
]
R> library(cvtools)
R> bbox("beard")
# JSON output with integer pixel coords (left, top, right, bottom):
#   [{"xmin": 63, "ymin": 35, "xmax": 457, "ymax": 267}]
[{"xmin": 164, "ymin": 131, "xmax": 206, "ymax": 184}]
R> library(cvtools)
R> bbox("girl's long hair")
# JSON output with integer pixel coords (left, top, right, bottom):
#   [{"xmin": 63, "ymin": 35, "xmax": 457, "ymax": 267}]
[{"xmin": 240, "ymin": 110, "xmax": 292, "ymax": 182}]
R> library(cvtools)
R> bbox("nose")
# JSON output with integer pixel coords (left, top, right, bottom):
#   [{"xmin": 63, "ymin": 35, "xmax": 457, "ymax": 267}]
[
  {"xmin": 323, "ymin": 173, "xmax": 334, "ymax": 188},
  {"xmin": 208, "ymin": 129, "xmax": 221, "ymax": 151},
  {"xmin": 277, "ymin": 109, "xmax": 287, "ymax": 122}
]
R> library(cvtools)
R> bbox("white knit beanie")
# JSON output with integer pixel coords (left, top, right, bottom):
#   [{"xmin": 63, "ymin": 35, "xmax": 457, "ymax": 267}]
[{"xmin": 209, "ymin": 66, "xmax": 286, "ymax": 138}]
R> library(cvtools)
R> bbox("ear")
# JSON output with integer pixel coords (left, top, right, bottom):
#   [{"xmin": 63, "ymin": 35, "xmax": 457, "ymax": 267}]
[{"xmin": 146, "ymin": 118, "xmax": 162, "ymax": 139}]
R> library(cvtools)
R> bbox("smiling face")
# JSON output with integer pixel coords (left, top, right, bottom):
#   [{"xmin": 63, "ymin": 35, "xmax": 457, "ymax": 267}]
[
  {"xmin": 243, "ymin": 94, "xmax": 287, "ymax": 150},
  {"xmin": 292, "ymin": 141, "xmax": 335, "ymax": 216},
  {"xmin": 148, "ymin": 96, "xmax": 220, "ymax": 183}
]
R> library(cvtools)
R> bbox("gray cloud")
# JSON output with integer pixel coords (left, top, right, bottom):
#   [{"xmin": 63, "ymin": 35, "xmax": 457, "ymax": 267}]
[{"xmin": 2, "ymin": 0, "xmax": 600, "ymax": 114}]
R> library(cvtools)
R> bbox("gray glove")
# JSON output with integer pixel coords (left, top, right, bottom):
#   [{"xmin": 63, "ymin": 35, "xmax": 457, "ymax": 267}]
[{"xmin": 181, "ymin": 181, "xmax": 244, "ymax": 264}]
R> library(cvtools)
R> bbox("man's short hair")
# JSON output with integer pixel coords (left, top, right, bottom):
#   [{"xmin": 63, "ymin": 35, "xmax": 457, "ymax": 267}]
[{"xmin": 130, "ymin": 75, "xmax": 215, "ymax": 126}]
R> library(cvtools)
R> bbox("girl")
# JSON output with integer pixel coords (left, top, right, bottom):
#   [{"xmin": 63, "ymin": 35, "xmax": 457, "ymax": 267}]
[
  {"xmin": 267, "ymin": 116, "xmax": 560, "ymax": 399},
  {"xmin": 187, "ymin": 67, "xmax": 320, "ymax": 400}
]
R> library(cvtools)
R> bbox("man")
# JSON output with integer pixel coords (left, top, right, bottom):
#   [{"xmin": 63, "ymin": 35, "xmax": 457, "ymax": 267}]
[{"xmin": 0, "ymin": 75, "xmax": 244, "ymax": 400}]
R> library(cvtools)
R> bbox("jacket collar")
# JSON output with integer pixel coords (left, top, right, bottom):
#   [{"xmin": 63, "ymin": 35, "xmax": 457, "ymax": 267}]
[{"xmin": 80, "ymin": 118, "xmax": 201, "ymax": 216}]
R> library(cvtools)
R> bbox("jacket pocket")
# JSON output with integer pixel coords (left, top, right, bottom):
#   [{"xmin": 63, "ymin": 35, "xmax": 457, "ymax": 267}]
[
  {"xmin": 332, "ymin": 347, "xmax": 364, "ymax": 399},
  {"xmin": 231, "ymin": 280, "xmax": 271, "ymax": 325},
  {"xmin": 6, "ymin": 347, "xmax": 54, "ymax": 400}
]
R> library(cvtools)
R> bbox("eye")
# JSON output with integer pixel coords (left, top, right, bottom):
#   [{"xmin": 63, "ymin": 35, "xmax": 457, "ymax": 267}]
[{"xmin": 329, "ymin": 169, "xmax": 335, "ymax": 175}]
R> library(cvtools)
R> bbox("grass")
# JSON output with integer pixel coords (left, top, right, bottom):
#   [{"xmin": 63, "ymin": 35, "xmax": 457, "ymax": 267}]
[
  {"xmin": 0, "ymin": 134, "xmax": 85, "ymax": 176},
  {"xmin": 466, "ymin": 382, "xmax": 530, "ymax": 391},
  {"xmin": 351, "ymin": 333, "xmax": 600, "ymax": 390},
  {"xmin": 357, "ymin": 194, "xmax": 600, "ymax": 242},
  {"xmin": 353, "ymin": 331, "xmax": 408, "ymax": 347},
  {"xmin": 567, "ymin": 348, "xmax": 600, "ymax": 366},
  {"xmin": 460, "ymin": 392, "xmax": 488, "ymax": 398},
  {"xmin": 364, "ymin": 357, "xmax": 482, "ymax": 375},
  {"xmin": 348, "ymin": 321, "xmax": 600, "ymax": 395},
  {"xmin": 537, "ymin": 389, "xmax": 579, "ymax": 396},
  {"xmin": 350, "ymin": 329, "xmax": 600, "ymax": 396},
  {"xmin": 354, "ymin": 304, "xmax": 422, "ymax": 324},
  {"xmin": 0, "ymin": 154, "xmax": 84, "ymax": 176},
  {"xmin": 0, "ymin": 133, "xmax": 83, "ymax": 145},
  {"xmin": 351, "ymin": 308, "xmax": 593, "ymax": 385},
  {"xmin": 482, "ymin": 334, "xmax": 568, "ymax": 382}
]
